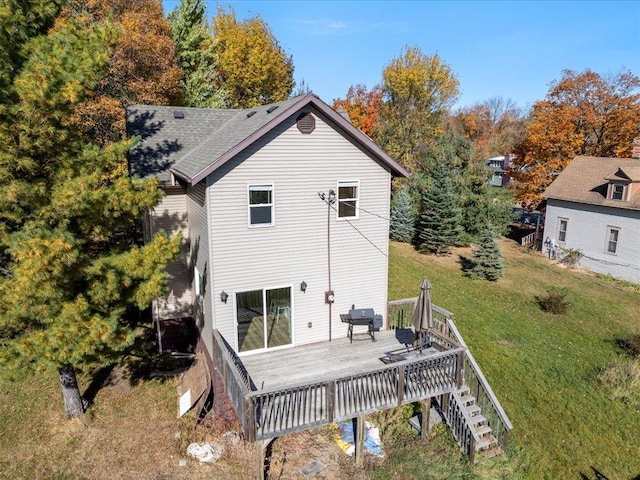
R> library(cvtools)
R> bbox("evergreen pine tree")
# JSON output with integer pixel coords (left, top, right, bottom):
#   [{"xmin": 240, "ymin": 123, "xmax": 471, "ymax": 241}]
[
  {"xmin": 414, "ymin": 162, "xmax": 462, "ymax": 255},
  {"xmin": 465, "ymin": 228, "xmax": 504, "ymax": 281},
  {"xmin": 0, "ymin": 9, "xmax": 180, "ymax": 417},
  {"xmin": 389, "ymin": 188, "xmax": 415, "ymax": 243},
  {"xmin": 169, "ymin": 0, "xmax": 228, "ymax": 107}
]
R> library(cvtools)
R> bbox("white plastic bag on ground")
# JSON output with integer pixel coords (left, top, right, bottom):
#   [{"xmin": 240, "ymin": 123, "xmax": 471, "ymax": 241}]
[{"xmin": 186, "ymin": 442, "xmax": 224, "ymax": 463}]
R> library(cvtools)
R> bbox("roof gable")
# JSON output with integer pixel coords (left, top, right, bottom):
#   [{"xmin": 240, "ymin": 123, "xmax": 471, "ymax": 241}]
[
  {"xmin": 126, "ymin": 94, "xmax": 409, "ymax": 186},
  {"xmin": 605, "ymin": 166, "xmax": 640, "ymax": 182}
]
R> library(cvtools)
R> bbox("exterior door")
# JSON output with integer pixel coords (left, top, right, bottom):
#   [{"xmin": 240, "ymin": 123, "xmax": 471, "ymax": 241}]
[{"xmin": 236, "ymin": 286, "xmax": 292, "ymax": 353}]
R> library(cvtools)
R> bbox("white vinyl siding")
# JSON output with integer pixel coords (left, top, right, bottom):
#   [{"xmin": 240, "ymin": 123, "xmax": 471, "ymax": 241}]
[
  {"xmin": 206, "ymin": 108, "xmax": 391, "ymax": 350},
  {"xmin": 186, "ymin": 183, "xmax": 214, "ymax": 353},
  {"xmin": 147, "ymin": 190, "xmax": 191, "ymax": 321},
  {"xmin": 543, "ymin": 199, "xmax": 640, "ymax": 284}
]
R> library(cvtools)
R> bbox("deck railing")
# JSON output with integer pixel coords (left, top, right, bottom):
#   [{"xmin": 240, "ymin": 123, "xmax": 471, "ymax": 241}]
[
  {"xmin": 245, "ymin": 347, "xmax": 464, "ymax": 441},
  {"xmin": 387, "ymin": 297, "xmax": 454, "ymax": 330},
  {"xmin": 387, "ymin": 298, "xmax": 512, "ymax": 456},
  {"xmin": 214, "ymin": 328, "xmax": 464, "ymax": 442},
  {"xmin": 214, "ymin": 299, "xmax": 511, "ymax": 457}
]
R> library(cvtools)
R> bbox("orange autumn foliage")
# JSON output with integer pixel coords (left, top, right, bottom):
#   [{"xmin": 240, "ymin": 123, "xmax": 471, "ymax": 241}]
[
  {"xmin": 512, "ymin": 69, "xmax": 640, "ymax": 207},
  {"xmin": 65, "ymin": 0, "xmax": 183, "ymax": 145},
  {"xmin": 332, "ymin": 84, "xmax": 383, "ymax": 139}
]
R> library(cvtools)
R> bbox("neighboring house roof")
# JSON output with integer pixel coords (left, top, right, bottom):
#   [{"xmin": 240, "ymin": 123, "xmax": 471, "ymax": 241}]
[
  {"xmin": 126, "ymin": 93, "xmax": 409, "ymax": 185},
  {"xmin": 543, "ymin": 155, "xmax": 640, "ymax": 211}
]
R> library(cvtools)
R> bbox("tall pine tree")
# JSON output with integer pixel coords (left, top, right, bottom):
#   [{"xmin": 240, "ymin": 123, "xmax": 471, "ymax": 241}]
[
  {"xmin": 169, "ymin": 0, "xmax": 228, "ymax": 108},
  {"xmin": 389, "ymin": 188, "xmax": 415, "ymax": 243},
  {"xmin": 414, "ymin": 162, "xmax": 462, "ymax": 255},
  {"xmin": 0, "ymin": 7, "xmax": 180, "ymax": 417}
]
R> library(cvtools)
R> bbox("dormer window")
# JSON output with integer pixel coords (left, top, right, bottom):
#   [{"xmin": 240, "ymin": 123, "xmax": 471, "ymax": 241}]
[{"xmin": 611, "ymin": 183, "xmax": 625, "ymax": 200}]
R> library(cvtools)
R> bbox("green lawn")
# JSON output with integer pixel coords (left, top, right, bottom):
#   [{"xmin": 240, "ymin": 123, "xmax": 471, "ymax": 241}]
[{"xmin": 388, "ymin": 240, "xmax": 640, "ymax": 480}]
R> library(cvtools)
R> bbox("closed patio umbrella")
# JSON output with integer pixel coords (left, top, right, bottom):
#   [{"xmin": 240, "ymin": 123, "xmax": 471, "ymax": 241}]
[{"xmin": 412, "ymin": 278, "xmax": 433, "ymax": 346}]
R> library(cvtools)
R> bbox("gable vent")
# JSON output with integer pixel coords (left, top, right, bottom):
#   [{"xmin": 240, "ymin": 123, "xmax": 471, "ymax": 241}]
[
  {"xmin": 246, "ymin": 110, "xmax": 257, "ymax": 118},
  {"xmin": 173, "ymin": 110, "xmax": 185, "ymax": 119},
  {"xmin": 296, "ymin": 112, "xmax": 315, "ymax": 134},
  {"xmin": 266, "ymin": 105, "xmax": 278, "ymax": 114}
]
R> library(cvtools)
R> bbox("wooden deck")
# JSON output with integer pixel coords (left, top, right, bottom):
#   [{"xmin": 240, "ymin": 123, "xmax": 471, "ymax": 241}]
[
  {"xmin": 211, "ymin": 300, "xmax": 513, "ymax": 478},
  {"xmin": 241, "ymin": 328, "xmax": 424, "ymax": 390}
]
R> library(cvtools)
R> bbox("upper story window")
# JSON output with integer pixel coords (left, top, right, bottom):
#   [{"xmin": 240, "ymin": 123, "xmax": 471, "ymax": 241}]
[
  {"xmin": 558, "ymin": 218, "xmax": 568, "ymax": 244},
  {"xmin": 248, "ymin": 184, "xmax": 274, "ymax": 227},
  {"xmin": 610, "ymin": 183, "xmax": 626, "ymax": 200},
  {"xmin": 337, "ymin": 181, "xmax": 359, "ymax": 219}
]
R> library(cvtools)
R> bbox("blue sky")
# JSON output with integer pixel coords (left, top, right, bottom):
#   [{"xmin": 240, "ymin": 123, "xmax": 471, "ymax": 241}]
[{"xmin": 162, "ymin": 0, "xmax": 640, "ymax": 110}]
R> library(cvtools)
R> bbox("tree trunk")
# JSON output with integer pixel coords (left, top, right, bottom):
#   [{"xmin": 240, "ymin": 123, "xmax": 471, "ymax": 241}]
[{"xmin": 58, "ymin": 365, "xmax": 85, "ymax": 417}]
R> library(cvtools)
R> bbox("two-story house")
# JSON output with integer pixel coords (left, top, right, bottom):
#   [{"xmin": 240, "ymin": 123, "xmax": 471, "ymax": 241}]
[
  {"xmin": 127, "ymin": 94, "xmax": 512, "ymax": 477},
  {"xmin": 542, "ymin": 153, "xmax": 640, "ymax": 284},
  {"xmin": 127, "ymin": 93, "xmax": 410, "ymax": 359}
]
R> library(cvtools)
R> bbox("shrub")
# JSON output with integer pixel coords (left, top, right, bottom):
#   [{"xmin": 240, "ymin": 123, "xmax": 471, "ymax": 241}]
[
  {"xmin": 560, "ymin": 248, "xmax": 582, "ymax": 268},
  {"xmin": 536, "ymin": 288, "xmax": 571, "ymax": 314},
  {"xmin": 618, "ymin": 334, "xmax": 640, "ymax": 359}
]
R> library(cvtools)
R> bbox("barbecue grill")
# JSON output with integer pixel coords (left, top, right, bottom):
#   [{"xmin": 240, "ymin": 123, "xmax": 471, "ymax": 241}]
[{"xmin": 340, "ymin": 307, "xmax": 383, "ymax": 343}]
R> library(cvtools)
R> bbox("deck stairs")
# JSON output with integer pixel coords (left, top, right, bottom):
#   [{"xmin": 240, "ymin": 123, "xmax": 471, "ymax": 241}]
[{"xmin": 451, "ymin": 384, "xmax": 502, "ymax": 458}]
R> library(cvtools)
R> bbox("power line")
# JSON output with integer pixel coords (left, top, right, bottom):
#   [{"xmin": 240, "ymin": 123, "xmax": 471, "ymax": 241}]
[{"xmin": 317, "ymin": 192, "xmax": 388, "ymax": 258}]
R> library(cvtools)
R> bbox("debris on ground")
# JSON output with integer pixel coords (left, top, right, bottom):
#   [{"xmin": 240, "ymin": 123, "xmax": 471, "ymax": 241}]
[
  {"xmin": 334, "ymin": 420, "xmax": 384, "ymax": 458},
  {"xmin": 186, "ymin": 442, "xmax": 224, "ymax": 464},
  {"xmin": 300, "ymin": 459, "xmax": 327, "ymax": 478}
]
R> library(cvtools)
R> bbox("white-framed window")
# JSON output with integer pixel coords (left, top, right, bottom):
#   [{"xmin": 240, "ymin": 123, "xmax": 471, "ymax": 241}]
[
  {"xmin": 337, "ymin": 180, "xmax": 359, "ymax": 219},
  {"xmin": 248, "ymin": 184, "xmax": 274, "ymax": 227},
  {"xmin": 606, "ymin": 227, "xmax": 620, "ymax": 254},
  {"xmin": 558, "ymin": 218, "xmax": 568, "ymax": 244},
  {"xmin": 610, "ymin": 183, "xmax": 626, "ymax": 201}
]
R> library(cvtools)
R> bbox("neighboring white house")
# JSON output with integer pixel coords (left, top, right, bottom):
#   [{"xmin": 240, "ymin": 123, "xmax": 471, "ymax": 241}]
[
  {"xmin": 127, "ymin": 94, "xmax": 410, "ymax": 360},
  {"xmin": 542, "ymin": 155, "xmax": 640, "ymax": 284},
  {"xmin": 486, "ymin": 155, "xmax": 515, "ymax": 188}
]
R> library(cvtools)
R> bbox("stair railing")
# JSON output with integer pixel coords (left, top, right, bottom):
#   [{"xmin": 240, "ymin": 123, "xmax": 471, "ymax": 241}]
[
  {"xmin": 445, "ymin": 389, "xmax": 481, "ymax": 464},
  {"xmin": 446, "ymin": 319, "xmax": 513, "ymax": 452}
]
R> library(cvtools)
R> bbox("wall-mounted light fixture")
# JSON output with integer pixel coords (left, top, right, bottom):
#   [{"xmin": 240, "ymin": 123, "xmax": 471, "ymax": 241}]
[
  {"xmin": 220, "ymin": 291, "xmax": 228, "ymax": 304},
  {"xmin": 300, "ymin": 280, "xmax": 307, "ymax": 293}
]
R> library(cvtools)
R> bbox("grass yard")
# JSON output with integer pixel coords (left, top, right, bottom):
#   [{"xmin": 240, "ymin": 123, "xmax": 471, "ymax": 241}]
[
  {"xmin": 388, "ymin": 239, "xmax": 640, "ymax": 480},
  {"xmin": 1, "ymin": 238, "xmax": 638, "ymax": 480}
]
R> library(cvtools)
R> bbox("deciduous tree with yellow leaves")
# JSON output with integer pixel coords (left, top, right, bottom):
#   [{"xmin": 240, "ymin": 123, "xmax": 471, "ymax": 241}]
[
  {"xmin": 212, "ymin": 5, "xmax": 294, "ymax": 108},
  {"xmin": 377, "ymin": 46, "xmax": 459, "ymax": 172}
]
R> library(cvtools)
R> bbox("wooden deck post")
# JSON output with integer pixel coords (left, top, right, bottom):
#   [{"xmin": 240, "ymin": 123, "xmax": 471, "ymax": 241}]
[
  {"xmin": 255, "ymin": 441, "xmax": 265, "ymax": 480},
  {"xmin": 355, "ymin": 416, "xmax": 365, "ymax": 468},
  {"xmin": 421, "ymin": 397, "xmax": 431, "ymax": 439}
]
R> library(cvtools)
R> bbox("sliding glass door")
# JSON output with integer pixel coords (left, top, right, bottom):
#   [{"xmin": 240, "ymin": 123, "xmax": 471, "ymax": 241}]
[{"xmin": 236, "ymin": 286, "xmax": 292, "ymax": 353}]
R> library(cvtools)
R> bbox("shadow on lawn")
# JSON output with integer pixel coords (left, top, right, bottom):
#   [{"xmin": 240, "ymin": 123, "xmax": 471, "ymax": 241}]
[{"xmin": 579, "ymin": 466, "xmax": 611, "ymax": 479}]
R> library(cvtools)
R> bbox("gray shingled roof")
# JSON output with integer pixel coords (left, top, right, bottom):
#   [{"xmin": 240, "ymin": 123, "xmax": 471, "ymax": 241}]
[
  {"xmin": 126, "ymin": 94, "xmax": 409, "ymax": 185},
  {"xmin": 543, "ymin": 155, "xmax": 640, "ymax": 211},
  {"xmin": 126, "ymin": 105, "xmax": 238, "ymax": 183}
]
